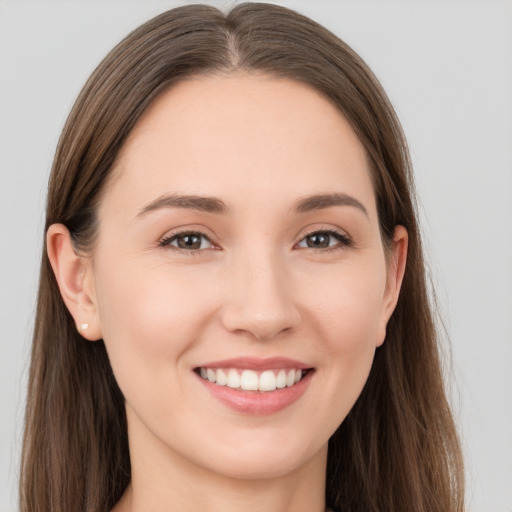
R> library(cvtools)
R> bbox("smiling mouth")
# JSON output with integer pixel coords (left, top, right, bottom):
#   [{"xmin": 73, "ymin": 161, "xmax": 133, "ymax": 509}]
[{"xmin": 195, "ymin": 367, "xmax": 313, "ymax": 392}]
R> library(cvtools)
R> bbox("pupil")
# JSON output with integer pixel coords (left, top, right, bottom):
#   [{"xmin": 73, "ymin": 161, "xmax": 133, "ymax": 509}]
[
  {"xmin": 308, "ymin": 233, "xmax": 329, "ymax": 248},
  {"xmin": 178, "ymin": 234, "xmax": 201, "ymax": 249}
]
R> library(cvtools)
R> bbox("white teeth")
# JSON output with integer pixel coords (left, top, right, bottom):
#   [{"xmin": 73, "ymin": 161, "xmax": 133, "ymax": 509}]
[
  {"xmin": 226, "ymin": 369, "xmax": 241, "ymax": 388},
  {"xmin": 240, "ymin": 370, "xmax": 259, "ymax": 391},
  {"xmin": 199, "ymin": 367, "xmax": 307, "ymax": 392},
  {"xmin": 216, "ymin": 369, "xmax": 227, "ymax": 386},
  {"xmin": 276, "ymin": 369, "xmax": 287, "ymax": 388},
  {"xmin": 259, "ymin": 370, "xmax": 277, "ymax": 391}
]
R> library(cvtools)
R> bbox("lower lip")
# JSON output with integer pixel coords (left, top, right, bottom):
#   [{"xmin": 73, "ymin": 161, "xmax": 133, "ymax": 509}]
[{"xmin": 196, "ymin": 371, "xmax": 313, "ymax": 415}]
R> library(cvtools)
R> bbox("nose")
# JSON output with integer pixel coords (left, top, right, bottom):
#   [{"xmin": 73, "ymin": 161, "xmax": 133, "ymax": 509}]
[{"xmin": 220, "ymin": 250, "xmax": 301, "ymax": 341}]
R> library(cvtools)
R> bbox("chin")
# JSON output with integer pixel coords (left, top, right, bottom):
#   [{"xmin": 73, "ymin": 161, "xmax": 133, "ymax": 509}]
[
  {"xmin": 177, "ymin": 423, "xmax": 329, "ymax": 482},
  {"xmin": 200, "ymin": 447, "xmax": 319, "ymax": 482}
]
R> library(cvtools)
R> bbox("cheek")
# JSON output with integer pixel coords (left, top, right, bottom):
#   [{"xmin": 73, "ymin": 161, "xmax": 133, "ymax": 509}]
[
  {"xmin": 93, "ymin": 259, "xmax": 217, "ymax": 382},
  {"xmin": 310, "ymin": 264, "xmax": 386, "ymax": 348},
  {"xmin": 306, "ymin": 264, "xmax": 386, "ymax": 402}
]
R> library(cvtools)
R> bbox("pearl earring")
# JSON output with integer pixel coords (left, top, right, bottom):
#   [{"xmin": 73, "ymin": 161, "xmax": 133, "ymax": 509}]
[{"xmin": 78, "ymin": 323, "xmax": 89, "ymax": 332}]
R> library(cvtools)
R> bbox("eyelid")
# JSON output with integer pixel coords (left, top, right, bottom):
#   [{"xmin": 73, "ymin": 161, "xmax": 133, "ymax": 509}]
[
  {"xmin": 295, "ymin": 226, "xmax": 352, "ymax": 251},
  {"xmin": 157, "ymin": 224, "xmax": 352, "ymax": 253},
  {"xmin": 158, "ymin": 226, "xmax": 220, "ymax": 253},
  {"xmin": 300, "ymin": 225, "xmax": 348, "ymax": 237}
]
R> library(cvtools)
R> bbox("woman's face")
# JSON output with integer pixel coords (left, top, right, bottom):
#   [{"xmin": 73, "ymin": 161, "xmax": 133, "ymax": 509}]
[{"xmin": 84, "ymin": 73, "xmax": 406, "ymax": 481}]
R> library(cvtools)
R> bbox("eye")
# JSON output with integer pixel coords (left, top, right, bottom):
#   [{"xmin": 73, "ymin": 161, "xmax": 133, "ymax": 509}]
[
  {"xmin": 296, "ymin": 229, "xmax": 351, "ymax": 250},
  {"xmin": 159, "ymin": 231, "xmax": 214, "ymax": 251}
]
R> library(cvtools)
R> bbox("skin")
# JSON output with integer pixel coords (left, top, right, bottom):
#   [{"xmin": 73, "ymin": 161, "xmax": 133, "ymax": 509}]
[{"xmin": 48, "ymin": 73, "xmax": 407, "ymax": 512}]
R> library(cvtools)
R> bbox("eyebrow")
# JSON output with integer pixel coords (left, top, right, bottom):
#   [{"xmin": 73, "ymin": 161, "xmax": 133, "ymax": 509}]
[
  {"xmin": 137, "ymin": 194, "xmax": 228, "ymax": 217},
  {"xmin": 294, "ymin": 193, "xmax": 368, "ymax": 217},
  {"xmin": 136, "ymin": 192, "xmax": 368, "ymax": 218}
]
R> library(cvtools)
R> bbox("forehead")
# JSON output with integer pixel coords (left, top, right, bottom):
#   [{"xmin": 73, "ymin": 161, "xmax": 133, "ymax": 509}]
[{"xmin": 103, "ymin": 72, "xmax": 376, "ymax": 219}]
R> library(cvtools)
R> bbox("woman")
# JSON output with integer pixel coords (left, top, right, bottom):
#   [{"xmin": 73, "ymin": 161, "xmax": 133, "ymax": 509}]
[{"xmin": 20, "ymin": 3, "xmax": 464, "ymax": 511}]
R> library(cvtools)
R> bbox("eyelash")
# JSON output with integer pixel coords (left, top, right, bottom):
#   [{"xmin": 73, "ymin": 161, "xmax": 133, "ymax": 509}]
[
  {"xmin": 299, "ymin": 228, "xmax": 352, "ymax": 253},
  {"xmin": 158, "ymin": 228, "xmax": 352, "ymax": 255},
  {"xmin": 158, "ymin": 229, "xmax": 216, "ymax": 255}
]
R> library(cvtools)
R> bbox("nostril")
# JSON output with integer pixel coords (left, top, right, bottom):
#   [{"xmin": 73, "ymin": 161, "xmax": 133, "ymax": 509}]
[{"xmin": 219, "ymin": 274, "xmax": 301, "ymax": 340}]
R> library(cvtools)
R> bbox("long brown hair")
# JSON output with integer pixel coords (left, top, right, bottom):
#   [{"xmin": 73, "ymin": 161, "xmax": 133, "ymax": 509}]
[{"xmin": 20, "ymin": 3, "xmax": 464, "ymax": 511}]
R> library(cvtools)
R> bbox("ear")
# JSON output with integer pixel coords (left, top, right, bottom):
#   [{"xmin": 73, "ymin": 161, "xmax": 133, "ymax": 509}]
[
  {"xmin": 377, "ymin": 225, "xmax": 408, "ymax": 346},
  {"xmin": 46, "ymin": 224, "xmax": 102, "ymax": 341}
]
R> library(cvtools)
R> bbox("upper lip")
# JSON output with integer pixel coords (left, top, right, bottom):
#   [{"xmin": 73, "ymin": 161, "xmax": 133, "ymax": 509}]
[{"xmin": 196, "ymin": 357, "xmax": 313, "ymax": 370}]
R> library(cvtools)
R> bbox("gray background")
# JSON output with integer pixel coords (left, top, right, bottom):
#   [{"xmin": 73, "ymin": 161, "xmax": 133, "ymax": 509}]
[{"xmin": 1, "ymin": 1, "xmax": 511, "ymax": 511}]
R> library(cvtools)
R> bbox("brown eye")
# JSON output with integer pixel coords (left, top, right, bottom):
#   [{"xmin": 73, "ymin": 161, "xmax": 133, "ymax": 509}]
[
  {"xmin": 161, "ymin": 231, "xmax": 213, "ymax": 251},
  {"xmin": 297, "ymin": 230, "xmax": 350, "ymax": 250},
  {"xmin": 305, "ymin": 233, "xmax": 331, "ymax": 248}
]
